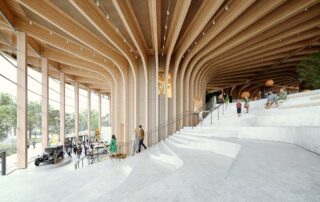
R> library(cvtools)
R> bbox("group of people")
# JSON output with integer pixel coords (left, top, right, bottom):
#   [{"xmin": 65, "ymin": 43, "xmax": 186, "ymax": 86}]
[
  {"xmin": 265, "ymin": 88, "xmax": 287, "ymax": 109},
  {"xmin": 236, "ymin": 88, "xmax": 288, "ymax": 117},
  {"xmin": 217, "ymin": 91, "xmax": 231, "ymax": 104},
  {"xmin": 63, "ymin": 125, "xmax": 148, "ymax": 160},
  {"xmin": 65, "ymin": 140, "xmax": 91, "ymax": 159},
  {"xmin": 108, "ymin": 125, "xmax": 147, "ymax": 157}
]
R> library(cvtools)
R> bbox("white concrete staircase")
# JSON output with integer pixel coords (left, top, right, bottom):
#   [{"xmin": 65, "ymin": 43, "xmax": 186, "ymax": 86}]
[{"xmin": 1, "ymin": 90, "xmax": 320, "ymax": 202}]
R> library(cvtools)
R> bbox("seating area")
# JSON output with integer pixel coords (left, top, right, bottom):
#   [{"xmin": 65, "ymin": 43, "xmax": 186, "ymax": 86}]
[{"xmin": 1, "ymin": 90, "xmax": 319, "ymax": 202}]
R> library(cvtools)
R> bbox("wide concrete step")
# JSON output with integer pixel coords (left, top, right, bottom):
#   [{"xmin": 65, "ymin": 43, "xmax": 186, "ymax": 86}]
[
  {"xmin": 168, "ymin": 134, "xmax": 241, "ymax": 159},
  {"xmin": 279, "ymin": 101, "xmax": 320, "ymax": 109}
]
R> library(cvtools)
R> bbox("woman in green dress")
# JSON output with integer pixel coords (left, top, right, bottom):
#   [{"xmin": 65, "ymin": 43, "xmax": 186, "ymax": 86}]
[{"xmin": 109, "ymin": 134, "xmax": 117, "ymax": 157}]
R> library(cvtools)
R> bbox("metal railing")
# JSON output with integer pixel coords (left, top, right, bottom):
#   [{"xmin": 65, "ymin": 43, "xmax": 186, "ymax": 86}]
[
  {"xmin": 74, "ymin": 152, "xmax": 110, "ymax": 170},
  {"xmin": 74, "ymin": 98, "xmax": 222, "ymax": 169},
  {"xmin": 208, "ymin": 103, "xmax": 226, "ymax": 126}
]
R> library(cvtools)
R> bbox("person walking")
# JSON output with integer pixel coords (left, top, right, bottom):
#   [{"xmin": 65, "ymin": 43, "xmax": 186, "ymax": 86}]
[
  {"xmin": 136, "ymin": 125, "xmax": 147, "ymax": 153},
  {"xmin": 77, "ymin": 143, "xmax": 82, "ymax": 159},
  {"xmin": 236, "ymin": 101, "xmax": 242, "ymax": 117},
  {"xmin": 199, "ymin": 111, "xmax": 203, "ymax": 126},
  {"xmin": 109, "ymin": 134, "xmax": 117, "ymax": 157},
  {"xmin": 244, "ymin": 96, "xmax": 249, "ymax": 113}
]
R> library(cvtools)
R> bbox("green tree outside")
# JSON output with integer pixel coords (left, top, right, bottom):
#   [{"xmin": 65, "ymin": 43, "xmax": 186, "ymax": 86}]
[
  {"xmin": 27, "ymin": 101, "xmax": 41, "ymax": 139},
  {"xmin": 0, "ymin": 93, "xmax": 16, "ymax": 141},
  {"xmin": 297, "ymin": 52, "xmax": 320, "ymax": 90}
]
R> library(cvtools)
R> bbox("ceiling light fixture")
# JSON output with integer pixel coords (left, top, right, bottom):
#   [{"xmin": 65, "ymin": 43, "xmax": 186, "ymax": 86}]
[
  {"xmin": 212, "ymin": 20, "xmax": 215, "ymax": 25},
  {"xmin": 202, "ymin": 32, "xmax": 205, "ymax": 36},
  {"xmin": 162, "ymin": 0, "xmax": 171, "ymax": 56},
  {"xmin": 96, "ymin": 0, "xmax": 100, "ymax": 7},
  {"xmin": 29, "ymin": 20, "xmax": 32, "ymax": 25},
  {"xmin": 225, "ymin": 5, "xmax": 229, "ymax": 10}
]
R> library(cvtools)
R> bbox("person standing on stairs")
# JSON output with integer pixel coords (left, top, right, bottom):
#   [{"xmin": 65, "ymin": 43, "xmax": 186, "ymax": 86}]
[
  {"xmin": 136, "ymin": 125, "xmax": 147, "ymax": 153},
  {"xmin": 199, "ymin": 111, "xmax": 203, "ymax": 126},
  {"xmin": 236, "ymin": 101, "xmax": 242, "ymax": 117},
  {"xmin": 244, "ymin": 96, "xmax": 249, "ymax": 113}
]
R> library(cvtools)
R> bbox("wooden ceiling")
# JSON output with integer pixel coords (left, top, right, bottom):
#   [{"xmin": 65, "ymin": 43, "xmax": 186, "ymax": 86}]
[{"xmin": 0, "ymin": 0, "xmax": 319, "ymax": 93}]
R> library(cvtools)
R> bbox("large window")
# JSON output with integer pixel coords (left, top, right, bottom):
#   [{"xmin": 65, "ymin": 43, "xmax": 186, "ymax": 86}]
[
  {"xmin": 101, "ymin": 95, "xmax": 111, "ymax": 141},
  {"xmin": 27, "ymin": 67, "xmax": 42, "ymax": 158},
  {"xmin": 0, "ymin": 54, "xmax": 18, "ymax": 166},
  {"xmin": 48, "ymin": 78, "xmax": 60, "ymax": 145},
  {"xmin": 65, "ymin": 83, "xmax": 75, "ymax": 140},
  {"xmin": 79, "ymin": 88, "xmax": 88, "ymax": 140},
  {"xmin": 90, "ymin": 92, "xmax": 99, "ymax": 139}
]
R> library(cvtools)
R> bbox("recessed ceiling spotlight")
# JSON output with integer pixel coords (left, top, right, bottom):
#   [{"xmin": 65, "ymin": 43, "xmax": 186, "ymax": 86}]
[
  {"xmin": 167, "ymin": 10, "xmax": 169, "ymax": 15},
  {"xmin": 162, "ymin": 52, "xmax": 164, "ymax": 56},
  {"xmin": 202, "ymin": 32, "xmax": 205, "ymax": 36},
  {"xmin": 225, "ymin": 5, "xmax": 229, "ymax": 10},
  {"xmin": 116, "ymin": 28, "xmax": 119, "ymax": 32},
  {"xmin": 106, "ymin": 15, "xmax": 110, "ymax": 20},
  {"xmin": 212, "ymin": 20, "xmax": 215, "ymax": 25},
  {"xmin": 96, "ymin": 0, "xmax": 100, "ymax": 7},
  {"xmin": 304, "ymin": 8, "xmax": 308, "ymax": 11},
  {"xmin": 29, "ymin": 20, "xmax": 32, "ymax": 25},
  {"xmin": 165, "ymin": 25, "xmax": 168, "ymax": 30},
  {"xmin": 123, "ymin": 38, "xmax": 126, "ymax": 43},
  {"xmin": 194, "ymin": 41, "xmax": 197, "ymax": 45}
]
